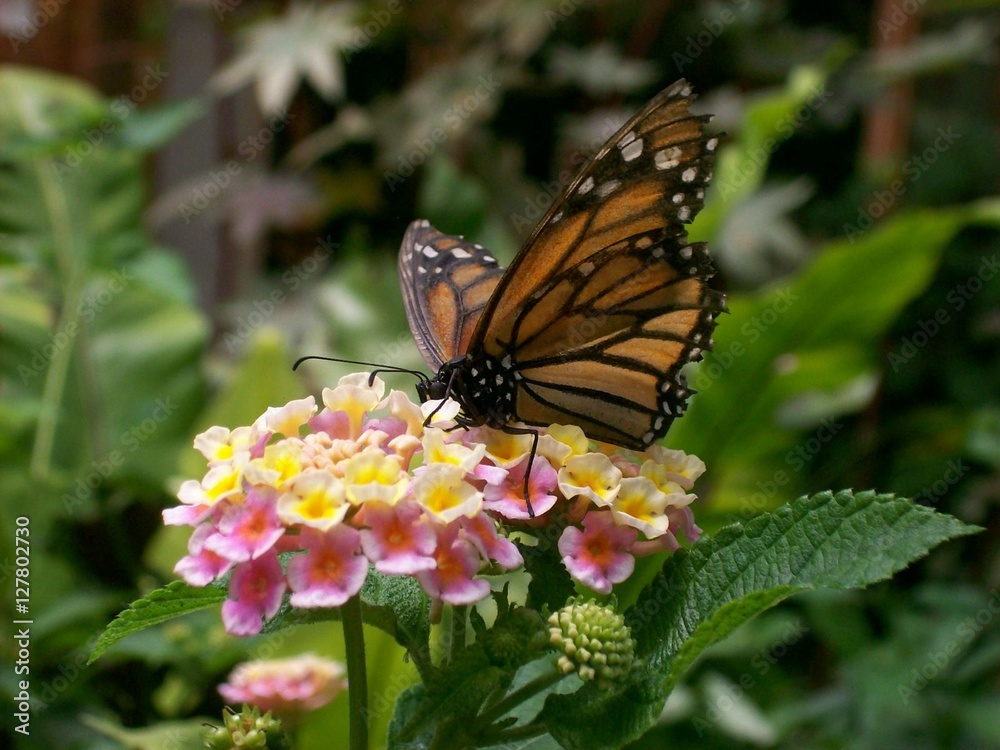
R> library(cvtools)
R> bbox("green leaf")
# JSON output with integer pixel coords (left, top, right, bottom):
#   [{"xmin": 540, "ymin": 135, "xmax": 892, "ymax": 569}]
[
  {"xmin": 541, "ymin": 491, "xmax": 980, "ymax": 749},
  {"xmin": 89, "ymin": 580, "xmax": 226, "ymax": 663}
]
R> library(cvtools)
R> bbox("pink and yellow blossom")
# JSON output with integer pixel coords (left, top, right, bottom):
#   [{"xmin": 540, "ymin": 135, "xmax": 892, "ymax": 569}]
[{"xmin": 219, "ymin": 653, "xmax": 346, "ymax": 714}]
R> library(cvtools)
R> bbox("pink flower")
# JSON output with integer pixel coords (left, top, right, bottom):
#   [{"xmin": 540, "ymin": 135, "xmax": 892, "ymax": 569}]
[
  {"xmin": 358, "ymin": 501, "xmax": 437, "ymax": 575},
  {"xmin": 460, "ymin": 513, "xmax": 523, "ymax": 570},
  {"xmin": 206, "ymin": 487, "xmax": 285, "ymax": 562},
  {"xmin": 483, "ymin": 456, "xmax": 557, "ymax": 520},
  {"xmin": 219, "ymin": 653, "xmax": 346, "ymax": 714},
  {"xmin": 222, "ymin": 551, "xmax": 286, "ymax": 636},
  {"xmin": 174, "ymin": 524, "xmax": 233, "ymax": 586},
  {"xmin": 288, "ymin": 526, "xmax": 368, "ymax": 608},
  {"xmin": 417, "ymin": 525, "xmax": 491, "ymax": 605},
  {"xmin": 558, "ymin": 512, "xmax": 637, "ymax": 595},
  {"xmin": 308, "ymin": 408, "xmax": 351, "ymax": 439}
]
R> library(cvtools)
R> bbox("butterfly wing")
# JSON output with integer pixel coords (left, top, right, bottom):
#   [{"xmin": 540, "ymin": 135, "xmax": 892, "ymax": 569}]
[
  {"xmin": 469, "ymin": 80, "xmax": 726, "ymax": 448},
  {"xmin": 398, "ymin": 219, "xmax": 506, "ymax": 369}
]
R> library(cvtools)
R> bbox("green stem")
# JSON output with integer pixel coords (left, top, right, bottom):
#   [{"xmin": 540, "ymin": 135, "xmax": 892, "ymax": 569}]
[
  {"xmin": 450, "ymin": 604, "xmax": 467, "ymax": 660},
  {"xmin": 342, "ymin": 595, "xmax": 369, "ymax": 750},
  {"xmin": 476, "ymin": 668, "xmax": 568, "ymax": 730}
]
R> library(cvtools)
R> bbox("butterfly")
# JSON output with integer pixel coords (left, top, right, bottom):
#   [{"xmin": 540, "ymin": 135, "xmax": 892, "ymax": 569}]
[{"xmin": 398, "ymin": 80, "xmax": 726, "ymax": 512}]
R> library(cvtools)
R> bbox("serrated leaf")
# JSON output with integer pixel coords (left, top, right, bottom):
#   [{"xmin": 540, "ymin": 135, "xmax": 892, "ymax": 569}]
[
  {"xmin": 89, "ymin": 581, "xmax": 226, "ymax": 663},
  {"xmin": 542, "ymin": 490, "xmax": 980, "ymax": 749}
]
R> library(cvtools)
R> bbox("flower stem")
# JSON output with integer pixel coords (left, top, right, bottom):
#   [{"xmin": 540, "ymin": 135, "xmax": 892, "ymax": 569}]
[
  {"xmin": 450, "ymin": 604, "xmax": 467, "ymax": 660},
  {"xmin": 476, "ymin": 668, "xmax": 567, "ymax": 730},
  {"xmin": 342, "ymin": 594, "xmax": 369, "ymax": 750}
]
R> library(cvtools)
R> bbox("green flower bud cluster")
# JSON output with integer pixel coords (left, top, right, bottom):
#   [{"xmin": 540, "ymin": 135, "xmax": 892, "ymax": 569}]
[
  {"xmin": 203, "ymin": 705, "xmax": 291, "ymax": 749},
  {"xmin": 548, "ymin": 598, "xmax": 635, "ymax": 690}
]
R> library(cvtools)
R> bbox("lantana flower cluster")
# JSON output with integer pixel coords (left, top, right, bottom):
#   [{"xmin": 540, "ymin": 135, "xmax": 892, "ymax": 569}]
[
  {"xmin": 164, "ymin": 373, "xmax": 704, "ymax": 635},
  {"xmin": 218, "ymin": 653, "xmax": 346, "ymax": 715}
]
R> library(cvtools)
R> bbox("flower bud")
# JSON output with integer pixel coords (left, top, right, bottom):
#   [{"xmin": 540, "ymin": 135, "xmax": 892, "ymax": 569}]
[{"xmin": 548, "ymin": 597, "xmax": 635, "ymax": 690}]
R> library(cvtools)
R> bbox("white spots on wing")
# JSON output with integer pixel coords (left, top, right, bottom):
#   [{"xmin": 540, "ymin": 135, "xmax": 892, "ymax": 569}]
[
  {"xmin": 578, "ymin": 176, "xmax": 595, "ymax": 195},
  {"xmin": 421, "ymin": 245, "xmax": 439, "ymax": 258},
  {"xmin": 706, "ymin": 137, "xmax": 718, "ymax": 152},
  {"xmin": 642, "ymin": 431, "xmax": 655, "ymax": 445},
  {"xmin": 696, "ymin": 189, "xmax": 705, "ymax": 200},
  {"xmin": 682, "ymin": 167, "xmax": 697, "ymax": 183},
  {"xmin": 552, "ymin": 210, "xmax": 564, "ymax": 223},
  {"xmin": 654, "ymin": 146, "xmax": 682, "ymax": 171},
  {"xmin": 672, "ymin": 192, "xmax": 684, "ymax": 204},
  {"xmin": 654, "ymin": 416, "xmax": 665, "ymax": 431},
  {"xmin": 678, "ymin": 205, "xmax": 692, "ymax": 222},
  {"xmin": 483, "ymin": 255, "xmax": 496, "ymax": 263},
  {"xmin": 597, "ymin": 179, "xmax": 620, "ymax": 197},
  {"xmin": 680, "ymin": 246, "xmax": 693, "ymax": 260},
  {"xmin": 620, "ymin": 138, "xmax": 643, "ymax": 162},
  {"xmin": 680, "ymin": 85, "xmax": 692, "ymax": 97},
  {"xmin": 417, "ymin": 267, "xmax": 427, "ymax": 274},
  {"xmin": 495, "ymin": 374, "xmax": 504, "ymax": 386},
  {"xmin": 652, "ymin": 246, "xmax": 665, "ymax": 259},
  {"xmin": 689, "ymin": 347, "xmax": 702, "ymax": 360},
  {"xmin": 660, "ymin": 381, "xmax": 671, "ymax": 392},
  {"xmin": 579, "ymin": 261, "xmax": 596, "ymax": 277},
  {"xmin": 619, "ymin": 130, "xmax": 637, "ymax": 146},
  {"xmin": 452, "ymin": 248, "xmax": 472, "ymax": 259},
  {"xmin": 433, "ymin": 267, "xmax": 443, "ymax": 274},
  {"xmin": 501, "ymin": 354, "xmax": 513, "ymax": 369}
]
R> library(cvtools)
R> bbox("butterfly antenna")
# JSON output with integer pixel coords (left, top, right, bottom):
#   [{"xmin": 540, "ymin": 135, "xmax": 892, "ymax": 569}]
[{"xmin": 292, "ymin": 355, "xmax": 429, "ymax": 386}]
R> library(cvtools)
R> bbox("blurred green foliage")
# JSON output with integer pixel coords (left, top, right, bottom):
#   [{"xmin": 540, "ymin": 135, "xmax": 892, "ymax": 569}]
[{"xmin": 2, "ymin": 0, "xmax": 999, "ymax": 748}]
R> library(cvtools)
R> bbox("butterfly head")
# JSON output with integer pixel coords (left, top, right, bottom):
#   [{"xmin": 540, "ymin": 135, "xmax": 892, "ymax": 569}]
[{"xmin": 415, "ymin": 375, "xmax": 448, "ymax": 403}]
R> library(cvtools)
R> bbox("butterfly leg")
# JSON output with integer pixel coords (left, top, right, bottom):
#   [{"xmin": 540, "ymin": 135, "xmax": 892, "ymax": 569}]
[{"xmin": 498, "ymin": 424, "xmax": 540, "ymax": 518}]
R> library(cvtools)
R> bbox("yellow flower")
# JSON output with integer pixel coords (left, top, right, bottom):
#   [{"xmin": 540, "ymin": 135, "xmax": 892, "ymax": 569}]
[
  {"xmin": 479, "ymin": 428, "xmax": 534, "ymax": 468},
  {"xmin": 245, "ymin": 441, "xmax": 304, "ymax": 489},
  {"xmin": 639, "ymin": 461, "xmax": 697, "ymax": 508},
  {"xmin": 557, "ymin": 453, "xmax": 623, "ymax": 506},
  {"xmin": 411, "ymin": 464, "xmax": 483, "ymax": 523},
  {"xmin": 422, "ymin": 428, "xmax": 487, "ymax": 473},
  {"xmin": 342, "ymin": 449, "xmax": 407, "ymax": 505},
  {"xmin": 644, "ymin": 446, "xmax": 705, "ymax": 490},
  {"xmin": 323, "ymin": 373, "xmax": 386, "ymax": 437},
  {"xmin": 254, "ymin": 396, "xmax": 317, "ymax": 438},
  {"xmin": 194, "ymin": 425, "xmax": 252, "ymax": 464},
  {"xmin": 277, "ymin": 471, "xmax": 349, "ymax": 530},
  {"xmin": 610, "ymin": 477, "xmax": 670, "ymax": 538}
]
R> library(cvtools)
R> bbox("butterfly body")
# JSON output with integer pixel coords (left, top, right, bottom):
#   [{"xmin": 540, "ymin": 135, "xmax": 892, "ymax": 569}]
[
  {"xmin": 419, "ymin": 353, "xmax": 519, "ymax": 429},
  {"xmin": 399, "ymin": 80, "xmax": 726, "ymax": 456}
]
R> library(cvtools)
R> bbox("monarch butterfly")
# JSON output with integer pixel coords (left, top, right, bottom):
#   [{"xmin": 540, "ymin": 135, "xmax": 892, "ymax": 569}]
[{"xmin": 398, "ymin": 80, "xmax": 726, "ymax": 513}]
